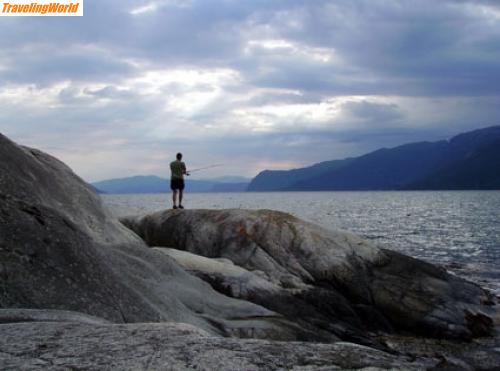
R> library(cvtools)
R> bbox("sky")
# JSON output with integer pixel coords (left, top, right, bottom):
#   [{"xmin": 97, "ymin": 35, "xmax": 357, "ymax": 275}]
[{"xmin": 1, "ymin": 0, "xmax": 500, "ymax": 182}]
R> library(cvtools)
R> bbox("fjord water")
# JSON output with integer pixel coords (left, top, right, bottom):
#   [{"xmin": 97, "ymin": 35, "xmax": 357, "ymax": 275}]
[{"xmin": 102, "ymin": 191, "xmax": 500, "ymax": 293}]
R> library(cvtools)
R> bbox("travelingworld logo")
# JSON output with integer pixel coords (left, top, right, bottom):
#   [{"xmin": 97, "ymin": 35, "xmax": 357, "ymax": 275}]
[{"xmin": 1, "ymin": 0, "xmax": 83, "ymax": 16}]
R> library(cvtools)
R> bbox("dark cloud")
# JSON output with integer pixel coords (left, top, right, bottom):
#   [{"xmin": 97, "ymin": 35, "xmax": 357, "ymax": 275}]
[
  {"xmin": 341, "ymin": 101, "xmax": 404, "ymax": 125},
  {"xmin": 240, "ymin": 0, "xmax": 500, "ymax": 96},
  {"xmin": 3, "ymin": 0, "xmax": 499, "ymax": 94}
]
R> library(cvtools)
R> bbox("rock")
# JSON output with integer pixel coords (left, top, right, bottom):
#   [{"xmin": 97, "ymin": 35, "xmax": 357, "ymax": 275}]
[
  {"xmin": 381, "ymin": 333, "xmax": 500, "ymax": 371},
  {"xmin": 0, "ymin": 133, "xmax": 317, "ymax": 341},
  {"xmin": 154, "ymin": 247, "xmax": 382, "ymax": 347},
  {"xmin": 0, "ymin": 308, "xmax": 111, "ymax": 325},
  {"xmin": 154, "ymin": 248, "xmax": 285, "ymax": 298},
  {"xmin": 121, "ymin": 209, "xmax": 498, "ymax": 340},
  {"xmin": 0, "ymin": 321, "xmax": 435, "ymax": 370}
]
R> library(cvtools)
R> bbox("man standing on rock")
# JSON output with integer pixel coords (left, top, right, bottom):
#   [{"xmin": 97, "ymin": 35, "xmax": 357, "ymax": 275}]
[{"xmin": 170, "ymin": 152, "xmax": 188, "ymax": 209}]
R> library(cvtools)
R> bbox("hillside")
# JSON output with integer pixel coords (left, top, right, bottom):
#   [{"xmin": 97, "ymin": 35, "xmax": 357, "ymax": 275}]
[{"xmin": 248, "ymin": 126, "xmax": 500, "ymax": 191}]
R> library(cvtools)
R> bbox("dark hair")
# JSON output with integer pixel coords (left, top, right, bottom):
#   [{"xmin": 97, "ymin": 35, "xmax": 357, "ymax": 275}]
[{"xmin": 176, "ymin": 152, "xmax": 182, "ymax": 160}]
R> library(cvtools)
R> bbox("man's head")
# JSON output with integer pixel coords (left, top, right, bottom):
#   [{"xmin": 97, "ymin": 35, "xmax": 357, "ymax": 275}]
[{"xmin": 176, "ymin": 153, "xmax": 182, "ymax": 160}]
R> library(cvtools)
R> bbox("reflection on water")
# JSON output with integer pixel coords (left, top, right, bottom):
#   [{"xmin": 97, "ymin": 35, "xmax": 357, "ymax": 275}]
[{"xmin": 102, "ymin": 191, "xmax": 500, "ymax": 293}]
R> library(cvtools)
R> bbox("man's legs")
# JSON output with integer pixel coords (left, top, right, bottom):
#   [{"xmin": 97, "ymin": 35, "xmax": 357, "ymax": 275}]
[
  {"xmin": 178, "ymin": 190, "xmax": 183, "ymax": 208},
  {"xmin": 172, "ymin": 189, "xmax": 178, "ymax": 208}
]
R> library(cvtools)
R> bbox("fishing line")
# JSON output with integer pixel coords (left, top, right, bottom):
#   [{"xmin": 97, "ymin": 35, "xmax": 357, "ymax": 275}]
[{"xmin": 187, "ymin": 164, "xmax": 223, "ymax": 173}]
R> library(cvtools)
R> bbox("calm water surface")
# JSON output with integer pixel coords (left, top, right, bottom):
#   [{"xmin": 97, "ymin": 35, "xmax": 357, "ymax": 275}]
[{"xmin": 102, "ymin": 191, "xmax": 500, "ymax": 293}]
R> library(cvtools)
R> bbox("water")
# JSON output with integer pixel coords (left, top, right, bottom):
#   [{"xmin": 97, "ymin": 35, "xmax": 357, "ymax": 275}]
[{"xmin": 102, "ymin": 191, "xmax": 500, "ymax": 294}]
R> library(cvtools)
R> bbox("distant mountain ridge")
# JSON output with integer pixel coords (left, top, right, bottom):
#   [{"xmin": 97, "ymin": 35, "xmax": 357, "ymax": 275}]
[
  {"xmin": 248, "ymin": 126, "xmax": 500, "ymax": 191},
  {"xmin": 92, "ymin": 175, "xmax": 248, "ymax": 194}
]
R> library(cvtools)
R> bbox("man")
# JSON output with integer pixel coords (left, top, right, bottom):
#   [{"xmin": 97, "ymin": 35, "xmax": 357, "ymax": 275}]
[{"xmin": 170, "ymin": 152, "xmax": 188, "ymax": 209}]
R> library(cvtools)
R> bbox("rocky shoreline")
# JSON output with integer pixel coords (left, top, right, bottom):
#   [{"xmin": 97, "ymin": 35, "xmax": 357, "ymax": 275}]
[{"xmin": 1, "ymin": 132, "xmax": 499, "ymax": 370}]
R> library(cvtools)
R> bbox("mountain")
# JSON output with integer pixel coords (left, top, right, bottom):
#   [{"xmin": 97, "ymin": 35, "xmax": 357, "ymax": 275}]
[
  {"xmin": 248, "ymin": 126, "xmax": 500, "ymax": 191},
  {"xmin": 92, "ymin": 176, "xmax": 167, "ymax": 194},
  {"xmin": 247, "ymin": 159, "xmax": 354, "ymax": 191},
  {"xmin": 409, "ymin": 129, "xmax": 500, "ymax": 189},
  {"xmin": 92, "ymin": 175, "xmax": 249, "ymax": 194}
]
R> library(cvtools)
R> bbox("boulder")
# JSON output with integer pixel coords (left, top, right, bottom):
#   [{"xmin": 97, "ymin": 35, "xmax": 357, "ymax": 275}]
[
  {"xmin": 0, "ymin": 133, "xmax": 317, "ymax": 341},
  {"xmin": 153, "ymin": 247, "xmax": 377, "ymax": 346},
  {"xmin": 122, "ymin": 209, "xmax": 498, "ymax": 340}
]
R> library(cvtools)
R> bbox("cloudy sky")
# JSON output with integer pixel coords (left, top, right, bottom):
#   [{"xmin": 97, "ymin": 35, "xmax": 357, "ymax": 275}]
[{"xmin": 1, "ymin": 0, "xmax": 499, "ymax": 181}]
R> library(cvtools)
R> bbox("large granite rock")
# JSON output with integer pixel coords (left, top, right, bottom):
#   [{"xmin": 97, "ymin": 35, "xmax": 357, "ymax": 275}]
[
  {"xmin": 0, "ymin": 133, "xmax": 316, "ymax": 341},
  {"xmin": 121, "ymin": 209, "xmax": 498, "ymax": 341},
  {"xmin": 152, "ymin": 247, "xmax": 378, "ymax": 346},
  {"xmin": 0, "ymin": 320, "xmax": 434, "ymax": 370}
]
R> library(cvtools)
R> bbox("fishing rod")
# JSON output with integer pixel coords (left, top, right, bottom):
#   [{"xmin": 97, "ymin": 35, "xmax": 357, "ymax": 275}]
[{"xmin": 187, "ymin": 164, "xmax": 223, "ymax": 174}]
